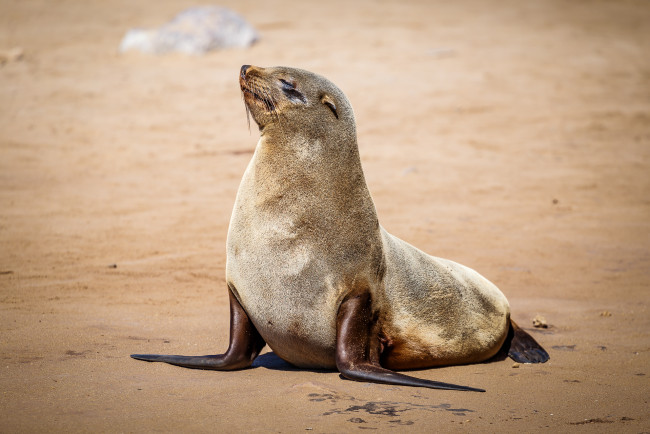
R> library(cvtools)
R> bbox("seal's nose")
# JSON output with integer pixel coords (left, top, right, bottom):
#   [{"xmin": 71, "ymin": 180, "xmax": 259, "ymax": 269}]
[{"xmin": 240, "ymin": 65, "xmax": 250, "ymax": 79}]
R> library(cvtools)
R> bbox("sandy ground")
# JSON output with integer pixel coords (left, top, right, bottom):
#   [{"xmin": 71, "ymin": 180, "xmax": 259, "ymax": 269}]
[{"xmin": 1, "ymin": 0, "xmax": 649, "ymax": 432}]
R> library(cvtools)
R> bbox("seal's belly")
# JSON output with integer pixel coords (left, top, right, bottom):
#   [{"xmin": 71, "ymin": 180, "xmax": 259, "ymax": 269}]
[
  {"xmin": 235, "ymin": 283, "xmax": 340, "ymax": 369},
  {"xmin": 227, "ymin": 242, "xmax": 342, "ymax": 369}
]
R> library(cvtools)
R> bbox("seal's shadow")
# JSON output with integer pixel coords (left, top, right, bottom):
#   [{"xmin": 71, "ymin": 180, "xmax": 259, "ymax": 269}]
[
  {"xmin": 253, "ymin": 347, "xmax": 510, "ymax": 374},
  {"xmin": 252, "ymin": 352, "xmax": 330, "ymax": 373},
  {"xmin": 250, "ymin": 324, "xmax": 546, "ymax": 373}
]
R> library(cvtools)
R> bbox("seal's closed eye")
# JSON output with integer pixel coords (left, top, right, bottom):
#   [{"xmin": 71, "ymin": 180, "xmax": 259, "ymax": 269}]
[
  {"xmin": 279, "ymin": 79, "xmax": 295, "ymax": 90},
  {"xmin": 280, "ymin": 79, "xmax": 306, "ymax": 103}
]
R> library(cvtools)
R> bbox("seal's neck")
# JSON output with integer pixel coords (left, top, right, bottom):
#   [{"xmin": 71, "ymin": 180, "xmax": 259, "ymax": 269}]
[
  {"xmin": 245, "ymin": 132, "xmax": 368, "ymax": 214},
  {"xmin": 231, "ymin": 130, "xmax": 380, "ymax": 256}
]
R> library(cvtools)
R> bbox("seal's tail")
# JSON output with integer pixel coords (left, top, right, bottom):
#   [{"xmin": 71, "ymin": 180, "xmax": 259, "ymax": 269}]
[{"xmin": 506, "ymin": 319, "xmax": 550, "ymax": 363}]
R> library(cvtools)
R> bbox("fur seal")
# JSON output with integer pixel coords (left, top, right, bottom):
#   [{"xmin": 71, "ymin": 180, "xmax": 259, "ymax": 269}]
[{"xmin": 132, "ymin": 65, "xmax": 549, "ymax": 391}]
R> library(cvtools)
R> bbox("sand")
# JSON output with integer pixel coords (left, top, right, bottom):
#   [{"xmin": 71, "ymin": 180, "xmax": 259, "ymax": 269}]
[{"xmin": 1, "ymin": 0, "xmax": 649, "ymax": 431}]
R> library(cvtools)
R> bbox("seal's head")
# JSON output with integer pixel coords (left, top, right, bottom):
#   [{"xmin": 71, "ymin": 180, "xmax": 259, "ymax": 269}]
[{"xmin": 239, "ymin": 65, "xmax": 355, "ymax": 145}]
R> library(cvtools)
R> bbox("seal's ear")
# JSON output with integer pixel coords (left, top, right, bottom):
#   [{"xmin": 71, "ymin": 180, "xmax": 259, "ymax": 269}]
[{"xmin": 320, "ymin": 94, "xmax": 338, "ymax": 119}]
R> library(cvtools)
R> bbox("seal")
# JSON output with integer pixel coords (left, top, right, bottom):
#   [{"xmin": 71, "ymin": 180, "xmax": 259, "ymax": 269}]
[{"xmin": 132, "ymin": 65, "xmax": 549, "ymax": 392}]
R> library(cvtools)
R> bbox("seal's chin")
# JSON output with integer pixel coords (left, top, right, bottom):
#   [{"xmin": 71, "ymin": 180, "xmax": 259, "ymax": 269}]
[
  {"xmin": 241, "ymin": 84, "xmax": 277, "ymax": 127},
  {"xmin": 240, "ymin": 91, "xmax": 262, "ymax": 130}
]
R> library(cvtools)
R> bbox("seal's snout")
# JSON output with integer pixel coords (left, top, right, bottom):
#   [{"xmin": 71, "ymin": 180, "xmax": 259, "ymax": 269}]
[
  {"xmin": 240, "ymin": 64, "xmax": 251, "ymax": 79},
  {"xmin": 239, "ymin": 65, "xmax": 251, "ymax": 91}
]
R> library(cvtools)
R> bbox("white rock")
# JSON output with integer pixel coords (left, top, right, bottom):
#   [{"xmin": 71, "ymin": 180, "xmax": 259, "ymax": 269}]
[{"xmin": 119, "ymin": 6, "xmax": 259, "ymax": 54}]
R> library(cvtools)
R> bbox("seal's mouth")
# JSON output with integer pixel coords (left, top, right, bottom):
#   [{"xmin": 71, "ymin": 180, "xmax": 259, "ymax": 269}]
[
  {"xmin": 241, "ymin": 86, "xmax": 275, "ymax": 110},
  {"xmin": 239, "ymin": 66, "xmax": 277, "ymax": 113}
]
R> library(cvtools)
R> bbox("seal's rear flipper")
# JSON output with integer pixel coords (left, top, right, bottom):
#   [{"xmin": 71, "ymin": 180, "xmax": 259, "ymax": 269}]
[
  {"xmin": 335, "ymin": 291, "xmax": 485, "ymax": 392},
  {"xmin": 507, "ymin": 320, "xmax": 550, "ymax": 363}
]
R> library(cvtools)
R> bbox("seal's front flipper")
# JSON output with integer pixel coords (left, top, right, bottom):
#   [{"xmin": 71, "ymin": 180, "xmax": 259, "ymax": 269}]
[
  {"xmin": 130, "ymin": 353, "xmax": 247, "ymax": 370},
  {"xmin": 131, "ymin": 287, "xmax": 266, "ymax": 370},
  {"xmin": 507, "ymin": 320, "xmax": 549, "ymax": 364},
  {"xmin": 335, "ymin": 291, "xmax": 485, "ymax": 392}
]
